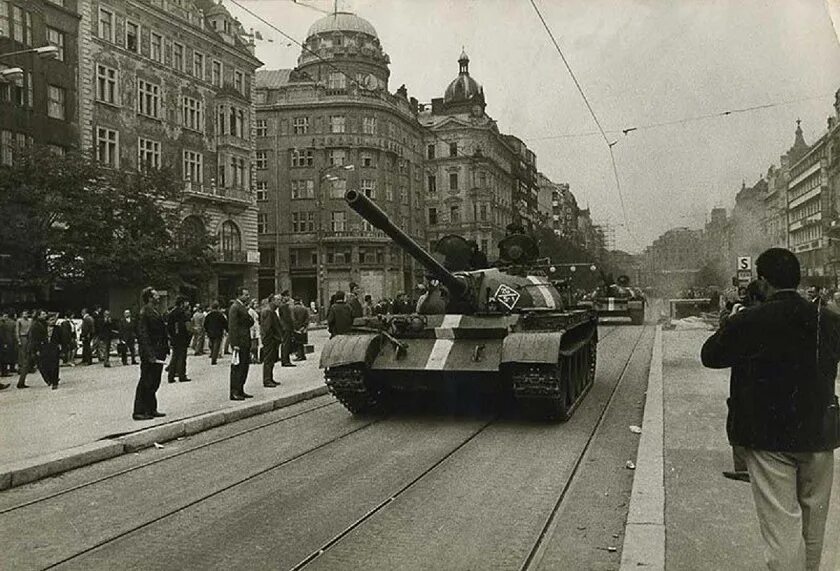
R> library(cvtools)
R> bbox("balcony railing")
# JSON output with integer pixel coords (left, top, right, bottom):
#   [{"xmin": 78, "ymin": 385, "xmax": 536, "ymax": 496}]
[
  {"xmin": 215, "ymin": 249, "xmax": 247, "ymax": 263},
  {"xmin": 323, "ymin": 230, "xmax": 388, "ymax": 241},
  {"xmin": 183, "ymin": 180, "xmax": 254, "ymax": 205}
]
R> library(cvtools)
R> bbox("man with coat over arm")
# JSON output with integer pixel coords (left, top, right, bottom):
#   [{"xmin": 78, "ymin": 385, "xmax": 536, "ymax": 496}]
[
  {"xmin": 133, "ymin": 287, "xmax": 168, "ymax": 420},
  {"xmin": 701, "ymin": 248, "xmax": 840, "ymax": 571},
  {"xmin": 228, "ymin": 287, "xmax": 254, "ymax": 400}
]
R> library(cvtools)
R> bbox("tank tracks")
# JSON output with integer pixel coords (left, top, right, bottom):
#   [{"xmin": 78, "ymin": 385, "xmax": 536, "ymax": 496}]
[
  {"xmin": 511, "ymin": 337, "xmax": 597, "ymax": 421},
  {"xmin": 324, "ymin": 365, "xmax": 384, "ymax": 414}
]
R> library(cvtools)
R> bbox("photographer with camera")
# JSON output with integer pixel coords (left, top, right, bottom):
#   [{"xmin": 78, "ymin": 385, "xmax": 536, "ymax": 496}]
[{"xmin": 701, "ymin": 248, "xmax": 840, "ymax": 570}]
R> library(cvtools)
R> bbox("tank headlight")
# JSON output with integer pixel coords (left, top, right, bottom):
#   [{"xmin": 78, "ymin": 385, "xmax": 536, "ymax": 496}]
[
  {"xmin": 570, "ymin": 266, "xmax": 576, "ymax": 272},
  {"xmin": 549, "ymin": 266, "xmax": 556, "ymax": 273}
]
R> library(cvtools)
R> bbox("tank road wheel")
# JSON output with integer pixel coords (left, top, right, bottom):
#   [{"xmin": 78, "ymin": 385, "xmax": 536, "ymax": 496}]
[{"xmin": 324, "ymin": 365, "xmax": 386, "ymax": 415}]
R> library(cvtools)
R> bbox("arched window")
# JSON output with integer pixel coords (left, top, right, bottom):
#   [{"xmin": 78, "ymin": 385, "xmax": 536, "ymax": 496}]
[
  {"xmin": 178, "ymin": 215, "xmax": 205, "ymax": 248},
  {"xmin": 219, "ymin": 220, "xmax": 241, "ymax": 254}
]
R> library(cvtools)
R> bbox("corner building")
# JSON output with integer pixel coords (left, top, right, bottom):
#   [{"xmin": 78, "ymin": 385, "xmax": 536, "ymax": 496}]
[
  {"xmin": 254, "ymin": 12, "xmax": 426, "ymax": 308},
  {"xmin": 418, "ymin": 51, "xmax": 517, "ymax": 256},
  {"xmin": 78, "ymin": 0, "xmax": 262, "ymax": 302}
]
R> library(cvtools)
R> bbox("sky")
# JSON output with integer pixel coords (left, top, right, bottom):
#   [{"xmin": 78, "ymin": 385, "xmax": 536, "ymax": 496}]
[{"xmin": 224, "ymin": 0, "xmax": 840, "ymax": 253}]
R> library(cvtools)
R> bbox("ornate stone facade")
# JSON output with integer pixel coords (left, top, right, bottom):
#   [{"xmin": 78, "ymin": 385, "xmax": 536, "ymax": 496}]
[
  {"xmin": 254, "ymin": 12, "xmax": 426, "ymax": 308},
  {"xmin": 79, "ymin": 0, "xmax": 262, "ymax": 302}
]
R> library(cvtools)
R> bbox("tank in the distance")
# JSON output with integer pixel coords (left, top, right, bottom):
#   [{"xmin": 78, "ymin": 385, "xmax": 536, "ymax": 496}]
[{"xmin": 319, "ymin": 190, "xmax": 598, "ymax": 421}]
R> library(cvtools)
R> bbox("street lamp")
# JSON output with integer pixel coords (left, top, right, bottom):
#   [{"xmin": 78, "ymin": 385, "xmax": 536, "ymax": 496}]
[
  {"xmin": 0, "ymin": 67, "xmax": 24, "ymax": 82},
  {"xmin": 316, "ymin": 163, "xmax": 355, "ymax": 317},
  {"xmin": 0, "ymin": 45, "xmax": 60, "ymax": 60}
]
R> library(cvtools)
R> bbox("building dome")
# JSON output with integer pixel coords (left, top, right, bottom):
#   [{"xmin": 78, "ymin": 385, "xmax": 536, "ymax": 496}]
[
  {"xmin": 443, "ymin": 50, "xmax": 484, "ymax": 106},
  {"xmin": 307, "ymin": 11, "xmax": 378, "ymax": 39}
]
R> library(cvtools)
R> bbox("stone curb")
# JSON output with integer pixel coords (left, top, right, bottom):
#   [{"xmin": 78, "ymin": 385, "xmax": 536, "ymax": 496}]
[
  {"xmin": 0, "ymin": 386, "xmax": 330, "ymax": 492},
  {"xmin": 620, "ymin": 324, "xmax": 665, "ymax": 571}
]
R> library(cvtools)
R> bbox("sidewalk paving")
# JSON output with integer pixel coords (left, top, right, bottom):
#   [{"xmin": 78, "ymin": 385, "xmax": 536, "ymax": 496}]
[
  {"xmin": 0, "ymin": 329, "xmax": 331, "ymax": 490},
  {"xmin": 627, "ymin": 326, "xmax": 840, "ymax": 571}
]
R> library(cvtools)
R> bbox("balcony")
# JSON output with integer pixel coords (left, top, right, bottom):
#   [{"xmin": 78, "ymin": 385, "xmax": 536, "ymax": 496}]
[
  {"xmin": 216, "ymin": 134, "xmax": 251, "ymax": 152},
  {"xmin": 322, "ymin": 230, "xmax": 389, "ymax": 243},
  {"xmin": 183, "ymin": 181, "xmax": 254, "ymax": 207},
  {"xmin": 214, "ymin": 249, "xmax": 260, "ymax": 265}
]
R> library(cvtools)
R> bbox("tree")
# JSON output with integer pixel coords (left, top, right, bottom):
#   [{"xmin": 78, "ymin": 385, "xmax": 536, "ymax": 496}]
[{"xmin": 0, "ymin": 147, "xmax": 215, "ymax": 296}]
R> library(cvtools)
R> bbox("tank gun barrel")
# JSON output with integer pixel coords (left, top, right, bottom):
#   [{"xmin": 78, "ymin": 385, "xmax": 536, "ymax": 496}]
[{"xmin": 345, "ymin": 190, "xmax": 468, "ymax": 298}]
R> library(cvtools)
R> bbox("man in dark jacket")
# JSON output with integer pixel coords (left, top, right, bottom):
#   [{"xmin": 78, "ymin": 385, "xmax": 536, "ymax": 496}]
[
  {"xmin": 99, "ymin": 310, "xmax": 119, "ymax": 368},
  {"xmin": 259, "ymin": 295, "xmax": 282, "ymax": 387},
  {"xmin": 133, "ymin": 287, "xmax": 168, "ymax": 420},
  {"xmin": 327, "ymin": 291, "xmax": 354, "ymax": 338},
  {"xmin": 277, "ymin": 290, "xmax": 295, "ymax": 367},
  {"xmin": 203, "ymin": 301, "xmax": 227, "ymax": 365},
  {"xmin": 119, "ymin": 309, "xmax": 138, "ymax": 365},
  {"xmin": 80, "ymin": 308, "xmax": 94, "ymax": 365},
  {"xmin": 228, "ymin": 287, "xmax": 254, "ymax": 400},
  {"xmin": 347, "ymin": 282, "xmax": 363, "ymax": 319},
  {"xmin": 166, "ymin": 297, "xmax": 192, "ymax": 383},
  {"xmin": 0, "ymin": 308, "xmax": 16, "ymax": 383},
  {"xmin": 701, "ymin": 248, "xmax": 839, "ymax": 570},
  {"xmin": 291, "ymin": 297, "xmax": 310, "ymax": 361}
]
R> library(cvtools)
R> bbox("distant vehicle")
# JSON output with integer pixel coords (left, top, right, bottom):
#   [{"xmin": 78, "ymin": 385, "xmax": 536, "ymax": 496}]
[{"xmin": 591, "ymin": 274, "xmax": 645, "ymax": 325}]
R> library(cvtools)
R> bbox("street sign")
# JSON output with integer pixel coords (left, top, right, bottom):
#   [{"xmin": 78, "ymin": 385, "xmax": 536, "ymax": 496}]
[
  {"xmin": 737, "ymin": 270, "xmax": 752, "ymax": 281},
  {"xmin": 736, "ymin": 256, "xmax": 752, "ymax": 271}
]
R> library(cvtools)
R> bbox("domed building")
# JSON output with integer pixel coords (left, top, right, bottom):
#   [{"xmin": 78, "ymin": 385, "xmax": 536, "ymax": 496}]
[
  {"xmin": 254, "ymin": 12, "xmax": 426, "ymax": 308},
  {"xmin": 419, "ymin": 51, "xmax": 537, "ymax": 259}
]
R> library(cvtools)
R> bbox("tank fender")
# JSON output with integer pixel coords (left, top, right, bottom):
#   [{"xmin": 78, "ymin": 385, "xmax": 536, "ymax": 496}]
[
  {"xmin": 501, "ymin": 332, "xmax": 565, "ymax": 365},
  {"xmin": 319, "ymin": 334, "xmax": 382, "ymax": 369}
]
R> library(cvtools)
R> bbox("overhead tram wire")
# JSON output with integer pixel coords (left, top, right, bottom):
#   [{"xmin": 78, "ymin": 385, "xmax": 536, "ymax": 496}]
[
  {"xmin": 529, "ymin": 0, "xmax": 643, "ymax": 249},
  {"xmin": 527, "ymin": 92, "xmax": 835, "ymax": 141}
]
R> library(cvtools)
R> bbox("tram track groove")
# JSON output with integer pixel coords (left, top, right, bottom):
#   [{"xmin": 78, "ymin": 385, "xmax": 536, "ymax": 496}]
[
  {"xmin": 41, "ymin": 416, "xmax": 385, "ymax": 570},
  {"xmin": 0, "ymin": 398, "xmax": 339, "ymax": 515},
  {"xmin": 520, "ymin": 325, "xmax": 648, "ymax": 570}
]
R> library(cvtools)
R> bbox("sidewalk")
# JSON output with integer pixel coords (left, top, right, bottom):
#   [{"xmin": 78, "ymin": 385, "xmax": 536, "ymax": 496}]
[
  {"xmin": 0, "ymin": 329, "xmax": 331, "ymax": 490},
  {"xmin": 623, "ymin": 325, "xmax": 840, "ymax": 570}
]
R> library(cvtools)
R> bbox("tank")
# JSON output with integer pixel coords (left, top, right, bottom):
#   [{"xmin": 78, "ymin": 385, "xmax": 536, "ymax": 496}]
[
  {"xmin": 319, "ymin": 190, "xmax": 599, "ymax": 421},
  {"xmin": 591, "ymin": 274, "xmax": 646, "ymax": 325}
]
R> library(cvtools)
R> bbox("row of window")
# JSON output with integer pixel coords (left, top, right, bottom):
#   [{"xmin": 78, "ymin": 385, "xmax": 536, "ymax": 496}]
[
  {"xmin": 95, "ymin": 64, "xmax": 249, "ymax": 135},
  {"xmin": 427, "ymin": 203, "xmax": 494, "ymax": 225},
  {"xmin": 427, "ymin": 142, "xmax": 459, "ymax": 159},
  {"xmin": 93, "ymin": 127, "xmax": 249, "ymax": 189},
  {"xmin": 281, "ymin": 114, "xmax": 405, "ymax": 140},
  {"xmin": 97, "ymin": 6, "xmax": 249, "ymax": 94}
]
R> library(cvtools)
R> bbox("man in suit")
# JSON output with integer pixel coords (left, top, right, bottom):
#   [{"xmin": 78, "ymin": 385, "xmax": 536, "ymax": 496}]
[
  {"xmin": 228, "ymin": 287, "xmax": 254, "ymax": 400},
  {"xmin": 0, "ymin": 308, "xmax": 16, "ymax": 383},
  {"xmin": 99, "ymin": 310, "xmax": 119, "ymax": 368},
  {"xmin": 291, "ymin": 297, "xmax": 310, "ymax": 361},
  {"xmin": 327, "ymin": 291, "xmax": 354, "ymax": 338},
  {"xmin": 80, "ymin": 308, "xmax": 94, "ymax": 365},
  {"xmin": 701, "ymin": 248, "xmax": 840, "ymax": 570},
  {"xmin": 119, "ymin": 309, "xmax": 138, "ymax": 365},
  {"xmin": 259, "ymin": 295, "xmax": 282, "ymax": 387},
  {"xmin": 133, "ymin": 287, "xmax": 168, "ymax": 420},
  {"xmin": 347, "ymin": 282, "xmax": 363, "ymax": 319},
  {"xmin": 166, "ymin": 297, "xmax": 192, "ymax": 383},
  {"xmin": 203, "ymin": 301, "xmax": 227, "ymax": 365},
  {"xmin": 277, "ymin": 290, "xmax": 295, "ymax": 367}
]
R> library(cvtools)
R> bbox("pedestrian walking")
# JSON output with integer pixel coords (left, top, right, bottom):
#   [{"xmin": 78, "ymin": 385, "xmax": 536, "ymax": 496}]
[
  {"xmin": 259, "ymin": 295, "xmax": 282, "ymax": 388},
  {"xmin": 327, "ymin": 291, "xmax": 353, "ymax": 338},
  {"xmin": 31, "ymin": 310, "xmax": 61, "ymax": 389},
  {"xmin": 291, "ymin": 297, "xmax": 310, "ymax": 361},
  {"xmin": 15, "ymin": 309, "xmax": 33, "ymax": 388},
  {"xmin": 0, "ymin": 308, "xmax": 16, "ymax": 384},
  {"xmin": 228, "ymin": 287, "xmax": 254, "ymax": 400},
  {"xmin": 99, "ymin": 310, "xmax": 119, "ymax": 368},
  {"xmin": 80, "ymin": 308, "xmax": 94, "ymax": 365},
  {"xmin": 203, "ymin": 301, "xmax": 227, "ymax": 365},
  {"xmin": 166, "ymin": 296, "xmax": 192, "ymax": 383},
  {"xmin": 701, "ymin": 248, "xmax": 840, "ymax": 571},
  {"xmin": 119, "ymin": 309, "xmax": 138, "ymax": 365},
  {"xmin": 133, "ymin": 287, "xmax": 168, "ymax": 421},
  {"xmin": 191, "ymin": 305, "xmax": 206, "ymax": 355}
]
